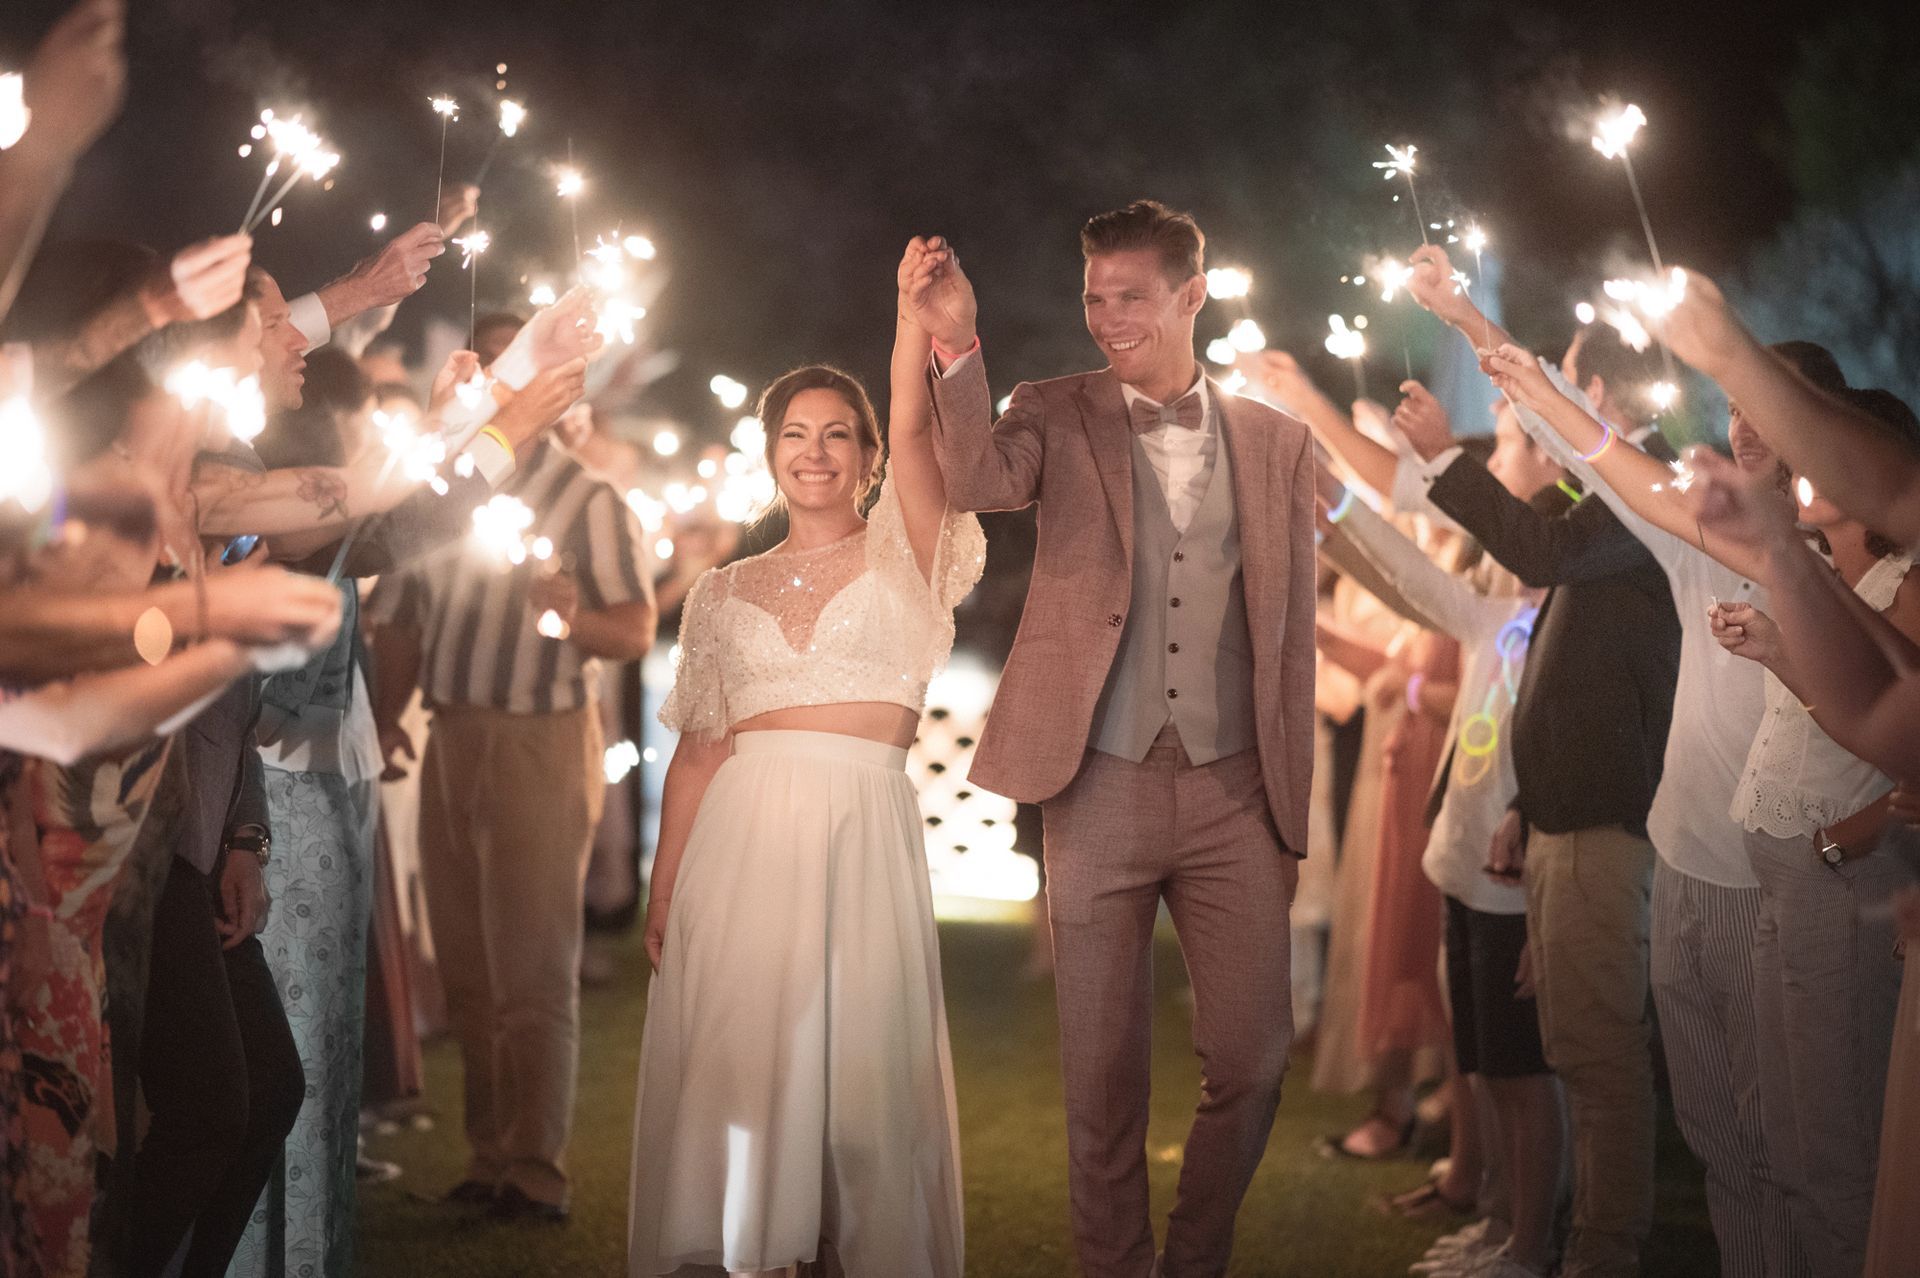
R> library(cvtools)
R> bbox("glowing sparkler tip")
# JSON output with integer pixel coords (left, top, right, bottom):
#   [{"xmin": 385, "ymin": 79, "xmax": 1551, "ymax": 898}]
[
  {"xmin": 1205, "ymin": 338, "xmax": 1236, "ymax": 366},
  {"xmin": 1226, "ymin": 317, "xmax": 1266, "ymax": 354},
  {"xmin": 1648, "ymin": 381, "xmax": 1679, "ymax": 411},
  {"xmin": 555, "ymin": 167, "xmax": 584, "ymax": 198},
  {"xmin": 452, "ymin": 230, "xmax": 491, "ymax": 268},
  {"xmin": 710, "ymin": 375, "xmax": 748, "ymax": 410},
  {"xmin": 498, "ymin": 99, "xmax": 526, "ymax": 138},
  {"xmin": 1324, "ymin": 315, "xmax": 1367, "ymax": 362},
  {"xmin": 1575, "ymin": 301, "xmax": 1597, "ymax": 325},
  {"xmin": 1592, "ymin": 102, "xmax": 1648, "ymax": 160},
  {"xmin": 1795, "ymin": 476, "xmax": 1816, "ymax": 508},
  {"xmin": 1205, "ymin": 267, "xmax": 1252, "ymax": 300},
  {"xmin": 0, "ymin": 73, "xmax": 28, "ymax": 151},
  {"xmin": 1462, "ymin": 224, "xmax": 1489, "ymax": 255},
  {"xmin": 430, "ymin": 95, "xmax": 459, "ymax": 119},
  {"xmin": 527, "ymin": 283, "xmax": 558, "ymax": 307},
  {"xmin": 623, "ymin": 235, "xmax": 657, "ymax": 260},
  {"xmin": 1372, "ymin": 143, "xmax": 1418, "ymax": 178}
]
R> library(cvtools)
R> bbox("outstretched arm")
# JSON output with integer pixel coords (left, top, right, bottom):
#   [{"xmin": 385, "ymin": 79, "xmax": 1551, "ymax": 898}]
[
  {"xmin": 889, "ymin": 245, "xmax": 952, "ymax": 579},
  {"xmin": 1260, "ymin": 351, "xmax": 1397, "ymax": 499},
  {"xmin": 1425, "ymin": 455, "xmax": 1651, "ymax": 588},
  {"xmin": 900, "ymin": 236, "xmax": 1043, "ymax": 511},
  {"xmin": 1482, "ymin": 342, "xmax": 1761, "ymax": 579},
  {"xmin": 1653, "ymin": 269, "xmax": 1920, "ymax": 550}
]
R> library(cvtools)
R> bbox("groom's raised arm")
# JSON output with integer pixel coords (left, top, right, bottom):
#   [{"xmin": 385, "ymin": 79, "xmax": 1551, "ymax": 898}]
[
  {"xmin": 900, "ymin": 235, "xmax": 1044, "ymax": 512},
  {"xmin": 928, "ymin": 355, "xmax": 1044, "ymax": 512}
]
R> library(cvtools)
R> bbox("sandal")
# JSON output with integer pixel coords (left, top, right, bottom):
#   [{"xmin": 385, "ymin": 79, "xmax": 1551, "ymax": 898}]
[
  {"xmin": 1314, "ymin": 1110, "xmax": 1416, "ymax": 1160},
  {"xmin": 1372, "ymin": 1173, "xmax": 1476, "ymax": 1218}
]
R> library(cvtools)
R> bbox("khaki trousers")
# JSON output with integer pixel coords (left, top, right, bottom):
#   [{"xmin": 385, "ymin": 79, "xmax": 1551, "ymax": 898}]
[
  {"xmin": 1042, "ymin": 726, "xmax": 1295, "ymax": 1278},
  {"xmin": 1525, "ymin": 825, "xmax": 1656, "ymax": 1278},
  {"xmin": 418, "ymin": 703, "xmax": 604, "ymax": 1206}
]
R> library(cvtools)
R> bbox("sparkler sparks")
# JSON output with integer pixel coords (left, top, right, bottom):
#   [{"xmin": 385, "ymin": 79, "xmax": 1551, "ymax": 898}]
[
  {"xmin": 0, "ymin": 395, "xmax": 52, "ymax": 512},
  {"xmin": 430, "ymin": 95, "xmax": 459, "ymax": 120},
  {"xmin": 1575, "ymin": 301, "xmax": 1597, "ymax": 325},
  {"xmin": 1205, "ymin": 338, "xmax": 1236, "ymax": 366},
  {"xmin": 471, "ymin": 494, "xmax": 538, "ymax": 567},
  {"xmin": 452, "ymin": 229, "xmax": 490, "ymax": 269},
  {"xmin": 710, "ymin": 375, "xmax": 749, "ymax": 410},
  {"xmin": 1226, "ymin": 317, "xmax": 1266, "ymax": 353},
  {"xmin": 240, "ymin": 110, "xmax": 341, "ymax": 234},
  {"xmin": 623, "ymin": 235, "xmax": 657, "ymax": 260},
  {"xmin": 1591, "ymin": 102, "xmax": 1647, "ymax": 160},
  {"xmin": 498, "ymin": 99, "xmax": 527, "ymax": 138},
  {"xmin": 528, "ymin": 283, "xmax": 558, "ymax": 307},
  {"xmin": 1372, "ymin": 144, "xmax": 1429, "ymax": 245},
  {"xmin": 165, "ymin": 362, "xmax": 266, "ymax": 442},
  {"xmin": 1371, "ymin": 257, "xmax": 1415, "ymax": 303},
  {"xmin": 554, "ymin": 167, "xmax": 584, "ymax": 198},
  {"xmin": 1205, "ymin": 267, "xmax": 1252, "ymax": 300},
  {"xmin": 0, "ymin": 73, "xmax": 27, "ymax": 150},
  {"xmin": 1324, "ymin": 314, "xmax": 1367, "ymax": 362},
  {"xmin": 369, "ymin": 212, "xmax": 388, "ymax": 232},
  {"xmin": 1647, "ymin": 381, "xmax": 1679, "ymax": 412}
]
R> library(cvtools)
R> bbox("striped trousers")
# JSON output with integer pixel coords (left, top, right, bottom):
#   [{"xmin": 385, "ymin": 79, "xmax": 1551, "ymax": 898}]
[{"xmin": 1650, "ymin": 858, "xmax": 1803, "ymax": 1278}]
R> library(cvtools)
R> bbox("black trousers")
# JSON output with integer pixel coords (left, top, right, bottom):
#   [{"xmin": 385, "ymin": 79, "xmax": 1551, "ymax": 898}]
[{"xmin": 127, "ymin": 856, "xmax": 305, "ymax": 1277}]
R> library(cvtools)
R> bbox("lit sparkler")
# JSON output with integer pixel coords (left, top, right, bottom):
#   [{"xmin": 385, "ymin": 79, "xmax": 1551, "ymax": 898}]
[
  {"xmin": 1372, "ymin": 143, "xmax": 1429, "ymax": 245},
  {"xmin": 1205, "ymin": 338, "xmax": 1236, "ymax": 366},
  {"xmin": 1371, "ymin": 257, "xmax": 1415, "ymax": 304},
  {"xmin": 1590, "ymin": 100, "xmax": 1664, "ymax": 275},
  {"xmin": 0, "ymin": 73, "xmax": 27, "ymax": 150},
  {"xmin": 1575, "ymin": 301, "xmax": 1597, "ymax": 325},
  {"xmin": 1325, "ymin": 315, "xmax": 1368, "ymax": 400},
  {"xmin": 623, "ymin": 234, "xmax": 657, "ymax": 260},
  {"xmin": 498, "ymin": 99, "xmax": 526, "ymax": 138},
  {"xmin": 0, "ymin": 395, "xmax": 52, "ymax": 512},
  {"xmin": 239, "ymin": 110, "xmax": 340, "ymax": 234},
  {"xmin": 471, "ymin": 494, "xmax": 543, "ymax": 568},
  {"xmin": 1205, "ymin": 267, "xmax": 1252, "ymax": 300},
  {"xmin": 1647, "ymin": 381, "xmax": 1679, "ymax": 412},
  {"xmin": 452, "ymin": 228, "xmax": 490, "ymax": 348},
  {"xmin": 165, "ymin": 362, "xmax": 266, "ymax": 442},
  {"xmin": 554, "ymin": 167, "xmax": 584, "ymax": 198},
  {"xmin": 710, "ymin": 374, "xmax": 749, "ymax": 410},
  {"xmin": 1227, "ymin": 317, "xmax": 1266, "ymax": 353},
  {"xmin": 369, "ymin": 212, "xmax": 388, "ymax": 232},
  {"xmin": 528, "ymin": 282, "xmax": 558, "ymax": 308},
  {"xmin": 430, "ymin": 95, "xmax": 459, "ymax": 219}
]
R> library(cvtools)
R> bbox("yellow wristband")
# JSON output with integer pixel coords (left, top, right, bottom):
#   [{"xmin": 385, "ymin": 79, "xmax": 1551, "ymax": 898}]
[{"xmin": 479, "ymin": 426, "xmax": 512, "ymax": 454}]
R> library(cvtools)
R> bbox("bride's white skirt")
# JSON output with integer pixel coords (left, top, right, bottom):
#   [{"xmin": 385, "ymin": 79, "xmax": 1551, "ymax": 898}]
[{"xmin": 627, "ymin": 730, "xmax": 964, "ymax": 1278}]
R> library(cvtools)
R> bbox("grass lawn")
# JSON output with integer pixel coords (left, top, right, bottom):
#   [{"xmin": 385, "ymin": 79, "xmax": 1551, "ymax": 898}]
[{"xmin": 358, "ymin": 915, "xmax": 1715, "ymax": 1276}]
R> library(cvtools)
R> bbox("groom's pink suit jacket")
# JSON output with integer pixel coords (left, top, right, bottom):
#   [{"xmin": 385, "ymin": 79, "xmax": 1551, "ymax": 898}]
[{"xmin": 929, "ymin": 354, "xmax": 1319, "ymax": 855}]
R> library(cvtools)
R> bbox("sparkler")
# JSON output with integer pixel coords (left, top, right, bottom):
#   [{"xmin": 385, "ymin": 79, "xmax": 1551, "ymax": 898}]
[
  {"xmin": 652, "ymin": 430, "xmax": 680, "ymax": 457},
  {"xmin": 528, "ymin": 282, "xmax": 558, "ymax": 308},
  {"xmin": 1205, "ymin": 267, "xmax": 1252, "ymax": 300},
  {"xmin": 239, "ymin": 110, "xmax": 340, "ymax": 234},
  {"xmin": 1574, "ymin": 301, "xmax": 1597, "ymax": 326},
  {"xmin": 369, "ymin": 212, "xmax": 388, "ymax": 232},
  {"xmin": 623, "ymin": 235, "xmax": 656, "ymax": 260},
  {"xmin": 710, "ymin": 374, "xmax": 749, "ymax": 410},
  {"xmin": 1591, "ymin": 101, "xmax": 1664, "ymax": 275},
  {"xmin": 452, "ymin": 227, "xmax": 491, "ymax": 349},
  {"xmin": 473, "ymin": 98, "xmax": 528, "ymax": 186},
  {"xmin": 0, "ymin": 395, "xmax": 52, "ymax": 512},
  {"xmin": 1226, "ymin": 318, "xmax": 1266, "ymax": 353},
  {"xmin": 557, "ymin": 141, "xmax": 584, "ymax": 265},
  {"xmin": 1325, "ymin": 315, "xmax": 1368, "ymax": 400},
  {"xmin": 1372, "ymin": 144, "xmax": 1429, "ymax": 246},
  {"xmin": 0, "ymin": 73, "xmax": 27, "ymax": 150},
  {"xmin": 429, "ymin": 95, "xmax": 460, "ymax": 222},
  {"xmin": 165, "ymin": 362, "xmax": 266, "ymax": 442},
  {"xmin": 1365, "ymin": 257, "xmax": 1417, "ymax": 379},
  {"xmin": 471, "ymin": 494, "xmax": 555, "ymax": 569},
  {"xmin": 1205, "ymin": 338, "xmax": 1236, "ymax": 366},
  {"xmin": 1455, "ymin": 222, "xmax": 1496, "ymax": 349}
]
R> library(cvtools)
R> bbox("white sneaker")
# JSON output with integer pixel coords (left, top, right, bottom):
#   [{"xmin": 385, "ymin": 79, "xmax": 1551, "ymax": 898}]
[{"xmin": 1426, "ymin": 1218, "xmax": 1493, "ymax": 1256}]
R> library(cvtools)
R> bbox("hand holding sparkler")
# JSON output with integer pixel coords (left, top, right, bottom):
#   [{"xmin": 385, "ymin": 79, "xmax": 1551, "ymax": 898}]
[
  {"xmin": 1257, "ymin": 350, "xmax": 1330, "ymax": 416},
  {"xmin": 1708, "ymin": 599, "xmax": 1783, "ymax": 668},
  {"xmin": 1388, "ymin": 380, "xmax": 1452, "ymax": 459},
  {"xmin": 346, "ymin": 222, "xmax": 446, "ymax": 307},
  {"xmin": 19, "ymin": 0, "xmax": 125, "ymax": 162},
  {"xmin": 498, "ymin": 286, "xmax": 604, "ymax": 380},
  {"xmin": 138, "ymin": 234, "xmax": 252, "ymax": 327},
  {"xmin": 527, "ymin": 570, "xmax": 580, "ymax": 639},
  {"xmin": 1480, "ymin": 343, "xmax": 1563, "ymax": 416},
  {"xmin": 1676, "ymin": 445, "xmax": 1799, "ymax": 561},
  {"xmin": 1637, "ymin": 267, "xmax": 1751, "ymax": 380},
  {"xmin": 899, "ymin": 236, "xmax": 978, "ymax": 357},
  {"xmin": 429, "ymin": 350, "xmax": 483, "ymax": 414},
  {"xmin": 489, "ymin": 357, "xmax": 589, "ymax": 452},
  {"xmin": 1403, "ymin": 245, "xmax": 1475, "ymax": 326}
]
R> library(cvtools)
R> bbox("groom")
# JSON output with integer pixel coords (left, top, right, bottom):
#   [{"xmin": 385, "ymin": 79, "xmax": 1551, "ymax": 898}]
[{"xmin": 903, "ymin": 201, "xmax": 1316, "ymax": 1277}]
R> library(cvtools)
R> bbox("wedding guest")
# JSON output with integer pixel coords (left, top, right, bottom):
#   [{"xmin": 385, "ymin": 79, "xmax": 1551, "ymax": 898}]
[
  {"xmin": 368, "ymin": 376, "xmax": 653, "ymax": 1222},
  {"xmin": 1489, "ymin": 354, "xmax": 1920, "ymax": 1277}
]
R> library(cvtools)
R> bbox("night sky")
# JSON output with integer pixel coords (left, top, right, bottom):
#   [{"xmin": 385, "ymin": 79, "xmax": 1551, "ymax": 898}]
[{"xmin": 3, "ymin": 0, "xmax": 1912, "ymax": 446}]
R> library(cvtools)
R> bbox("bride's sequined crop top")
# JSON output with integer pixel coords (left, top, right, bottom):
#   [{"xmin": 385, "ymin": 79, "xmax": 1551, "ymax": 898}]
[{"xmin": 658, "ymin": 478, "xmax": 986, "ymax": 742}]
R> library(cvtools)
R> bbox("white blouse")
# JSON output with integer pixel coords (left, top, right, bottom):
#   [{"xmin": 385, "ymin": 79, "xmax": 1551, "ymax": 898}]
[
  {"xmin": 1731, "ymin": 551, "xmax": 1911, "ymax": 838},
  {"xmin": 659, "ymin": 477, "xmax": 986, "ymax": 742}
]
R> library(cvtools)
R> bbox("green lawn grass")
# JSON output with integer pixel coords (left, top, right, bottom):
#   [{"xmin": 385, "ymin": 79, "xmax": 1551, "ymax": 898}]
[{"xmin": 358, "ymin": 916, "xmax": 1715, "ymax": 1275}]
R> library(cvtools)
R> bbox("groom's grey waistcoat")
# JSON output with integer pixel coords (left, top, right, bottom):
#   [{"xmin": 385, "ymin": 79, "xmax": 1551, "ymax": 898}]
[{"xmin": 1088, "ymin": 421, "xmax": 1256, "ymax": 763}]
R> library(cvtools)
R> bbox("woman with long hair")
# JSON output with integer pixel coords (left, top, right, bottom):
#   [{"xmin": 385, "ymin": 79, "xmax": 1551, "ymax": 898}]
[{"xmin": 627, "ymin": 249, "xmax": 983, "ymax": 1277}]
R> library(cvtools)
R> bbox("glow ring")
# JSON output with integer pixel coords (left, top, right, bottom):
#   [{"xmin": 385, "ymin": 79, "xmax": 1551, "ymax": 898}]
[{"xmin": 1459, "ymin": 712, "xmax": 1500, "ymax": 758}]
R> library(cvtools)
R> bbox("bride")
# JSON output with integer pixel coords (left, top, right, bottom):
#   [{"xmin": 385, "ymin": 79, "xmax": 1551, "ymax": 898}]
[{"xmin": 627, "ymin": 247, "xmax": 984, "ymax": 1277}]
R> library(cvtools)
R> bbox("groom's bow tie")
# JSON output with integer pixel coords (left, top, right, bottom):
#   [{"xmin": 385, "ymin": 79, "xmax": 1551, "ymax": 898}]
[{"xmin": 1129, "ymin": 392, "xmax": 1203, "ymax": 436}]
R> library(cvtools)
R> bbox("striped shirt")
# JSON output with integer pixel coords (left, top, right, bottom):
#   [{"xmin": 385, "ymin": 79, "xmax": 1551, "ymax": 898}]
[{"xmin": 366, "ymin": 442, "xmax": 650, "ymax": 715}]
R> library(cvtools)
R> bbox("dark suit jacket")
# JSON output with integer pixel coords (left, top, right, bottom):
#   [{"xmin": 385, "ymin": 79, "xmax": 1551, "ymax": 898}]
[
  {"xmin": 1428, "ymin": 456, "xmax": 1679, "ymax": 838},
  {"xmin": 175, "ymin": 675, "xmax": 266, "ymax": 874}
]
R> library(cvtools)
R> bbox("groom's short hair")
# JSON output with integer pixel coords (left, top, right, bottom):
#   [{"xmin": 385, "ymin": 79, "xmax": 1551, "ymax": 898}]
[{"xmin": 1081, "ymin": 200, "xmax": 1204, "ymax": 287}]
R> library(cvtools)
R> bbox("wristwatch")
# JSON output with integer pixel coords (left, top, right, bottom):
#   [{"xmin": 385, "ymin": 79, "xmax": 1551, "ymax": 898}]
[
  {"xmin": 1817, "ymin": 832, "xmax": 1846, "ymax": 869},
  {"xmin": 226, "ymin": 829, "xmax": 271, "ymax": 868}
]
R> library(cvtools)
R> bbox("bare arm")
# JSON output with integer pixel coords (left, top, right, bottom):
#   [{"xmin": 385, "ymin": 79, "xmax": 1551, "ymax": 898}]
[
  {"xmin": 1259, "ymin": 352, "xmax": 1397, "ymax": 499},
  {"xmin": 1654, "ymin": 270, "xmax": 1920, "ymax": 549},
  {"xmin": 561, "ymin": 600, "xmax": 655, "ymax": 663},
  {"xmin": 0, "ymin": 640, "xmax": 254, "ymax": 766},
  {"xmin": 1483, "ymin": 344, "xmax": 1760, "ymax": 577},
  {"xmin": 887, "ymin": 263, "xmax": 950, "ymax": 579},
  {"xmin": 1316, "ymin": 618, "xmax": 1392, "ymax": 683},
  {"xmin": 644, "ymin": 730, "xmax": 733, "ymax": 968}
]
